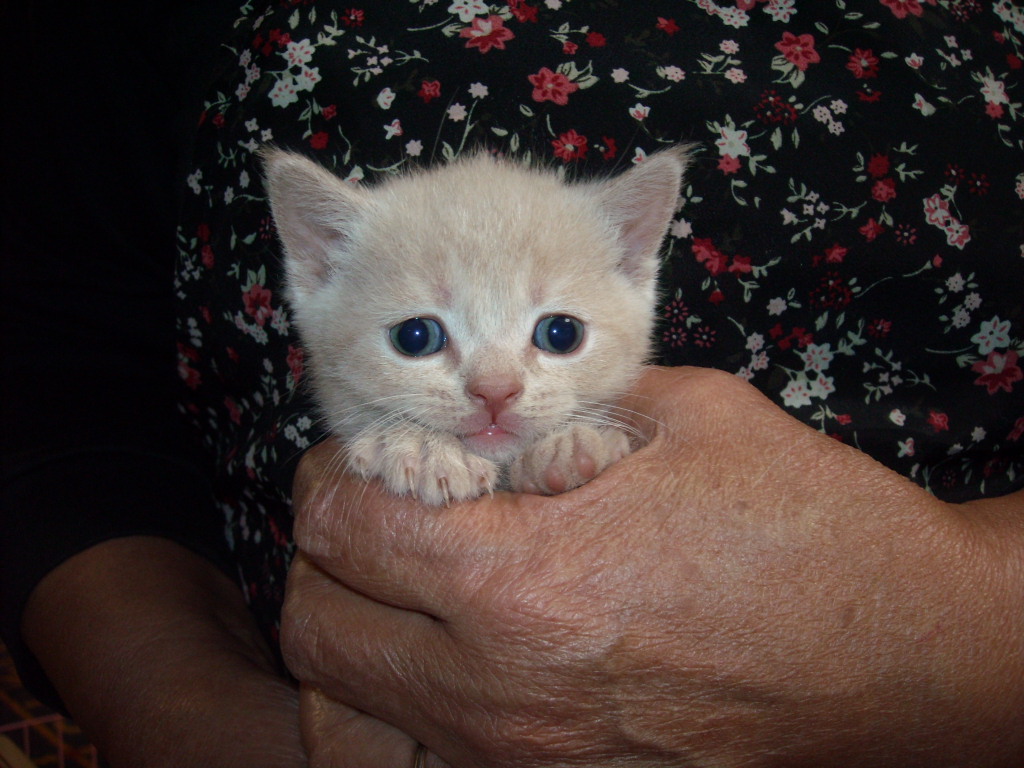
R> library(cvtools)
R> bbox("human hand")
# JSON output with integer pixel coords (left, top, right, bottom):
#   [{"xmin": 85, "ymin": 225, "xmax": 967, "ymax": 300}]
[{"xmin": 283, "ymin": 366, "xmax": 1024, "ymax": 767}]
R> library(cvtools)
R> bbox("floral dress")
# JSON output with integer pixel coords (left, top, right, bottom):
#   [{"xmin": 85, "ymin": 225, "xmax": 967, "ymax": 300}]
[{"xmin": 174, "ymin": 0, "xmax": 1024, "ymax": 642}]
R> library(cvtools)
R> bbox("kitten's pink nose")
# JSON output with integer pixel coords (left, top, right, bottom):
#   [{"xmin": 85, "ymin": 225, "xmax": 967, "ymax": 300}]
[{"xmin": 468, "ymin": 377, "xmax": 523, "ymax": 419}]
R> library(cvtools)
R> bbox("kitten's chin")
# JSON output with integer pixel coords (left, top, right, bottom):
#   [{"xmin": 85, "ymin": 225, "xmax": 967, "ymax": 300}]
[{"xmin": 460, "ymin": 425, "xmax": 526, "ymax": 463}]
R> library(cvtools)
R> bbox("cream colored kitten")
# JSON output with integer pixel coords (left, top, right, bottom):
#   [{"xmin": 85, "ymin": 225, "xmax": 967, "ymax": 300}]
[{"xmin": 264, "ymin": 147, "xmax": 687, "ymax": 505}]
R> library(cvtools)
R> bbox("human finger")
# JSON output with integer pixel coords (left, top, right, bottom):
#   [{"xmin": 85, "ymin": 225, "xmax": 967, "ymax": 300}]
[
  {"xmin": 290, "ymin": 438, "xmax": 566, "ymax": 615},
  {"xmin": 300, "ymin": 685, "xmax": 451, "ymax": 768}
]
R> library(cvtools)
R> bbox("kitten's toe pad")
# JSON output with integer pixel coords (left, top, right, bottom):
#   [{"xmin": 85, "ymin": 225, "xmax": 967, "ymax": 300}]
[
  {"xmin": 510, "ymin": 425, "xmax": 630, "ymax": 496},
  {"xmin": 348, "ymin": 430, "xmax": 497, "ymax": 506}
]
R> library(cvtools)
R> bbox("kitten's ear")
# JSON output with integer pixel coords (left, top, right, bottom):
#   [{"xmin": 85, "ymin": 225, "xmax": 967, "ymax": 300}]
[
  {"xmin": 594, "ymin": 146, "xmax": 690, "ymax": 287},
  {"xmin": 262, "ymin": 148, "xmax": 369, "ymax": 302}
]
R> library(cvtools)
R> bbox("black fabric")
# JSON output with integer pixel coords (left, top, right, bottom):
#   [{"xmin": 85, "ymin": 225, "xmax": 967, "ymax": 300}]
[{"xmin": 1, "ymin": 3, "xmax": 238, "ymax": 710}]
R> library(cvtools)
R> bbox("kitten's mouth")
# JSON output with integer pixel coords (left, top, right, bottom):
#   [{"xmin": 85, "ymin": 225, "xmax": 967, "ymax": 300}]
[{"xmin": 461, "ymin": 423, "xmax": 523, "ymax": 460}]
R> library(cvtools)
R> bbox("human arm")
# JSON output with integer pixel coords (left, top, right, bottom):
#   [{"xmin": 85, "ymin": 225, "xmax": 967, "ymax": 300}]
[
  {"xmin": 282, "ymin": 366, "xmax": 1024, "ymax": 767},
  {"xmin": 21, "ymin": 536, "xmax": 306, "ymax": 768}
]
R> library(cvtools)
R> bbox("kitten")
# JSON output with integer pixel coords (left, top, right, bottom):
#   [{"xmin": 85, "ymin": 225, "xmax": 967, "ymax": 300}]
[{"xmin": 263, "ymin": 147, "xmax": 687, "ymax": 505}]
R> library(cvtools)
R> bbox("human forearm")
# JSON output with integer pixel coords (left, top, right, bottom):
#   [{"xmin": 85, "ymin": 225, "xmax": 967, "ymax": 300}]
[{"xmin": 22, "ymin": 536, "xmax": 305, "ymax": 768}]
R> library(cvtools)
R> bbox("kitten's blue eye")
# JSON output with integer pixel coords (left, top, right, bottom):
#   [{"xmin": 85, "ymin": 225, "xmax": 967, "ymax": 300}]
[
  {"xmin": 533, "ymin": 315, "xmax": 584, "ymax": 354},
  {"xmin": 389, "ymin": 317, "xmax": 447, "ymax": 357}
]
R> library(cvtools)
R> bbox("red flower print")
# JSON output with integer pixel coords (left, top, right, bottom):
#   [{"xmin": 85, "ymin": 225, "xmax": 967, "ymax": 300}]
[
  {"xmin": 244, "ymin": 284, "xmax": 274, "ymax": 327},
  {"xmin": 809, "ymin": 272, "xmax": 853, "ymax": 310},
  {"xmin": 224, "ymin": 397, "xmax": 242, "ymax": 425},
  {"xmin": 728, "ymin": 254, "xmax": 753, "ymax": 274},
  {"xmin": 754, "ymin": 90, "xmax": 798, "ymax": 126},
  {"xmin": 866, "ymin": 153, "xmax": 890, "ymax": 178},
  {"xmin": 859, "ymin": 217, "xmax": 885, "ymax": 241},
  {"xmin": 563, "ymin": 41, "xmax": 578, "ymax": 55},
  {"xmin": 662, "ymin": 327, "xmax": 686, "ymax": 349},
  {"xmin": 824, "ymin": 243, "xmax": 847, "ymax": 264},
  {"xmin": 201, "ymin": 245, "xmax": 215, "ymax": 269},
  {"xmin": 847, "ymin": 48, "xmax": 880, "ymax": 78},
  {"xmin": 586, "ymin": 31, "xmax": 606, "ymax": 47},
  {"xmin": 418, "ymin": 79, "xmax": 441, "ymax": 103},
  {"xmin": 459, "ymin": 15, "xmax": 515, "ymax": 54},
  {"xmin": 309, "ymin": 131, "xmax": 329, "ymax": 150},
  {"xmin": 871, "ymin": 177, "xmax": 897, "ymax": 202},
  {"xmin": 322, "ymin": 104, "xmax": 337, "ymax": 120},
  {"xmin": 177, "ymin": 343, "xmax": 201, "ymax": 390},
  {"xmin": 342, "ymin": 8, "xmax": 364, "ymax": 27},
  {"xmin": 927, "ymin": 410, "xmax": 950, "ymax": 432},
  {"xmin": 774, "ymin": 32, "xmax": 821, "ymax": 72},
  {"xmin": 718, "ymin": 155, "xmax": 741, "ymax": 175},
  {"xmin": 867, "ymin": 318, "xmax": 892, "ymax": 338},
  {"xmin": 528, "ymin": 67, "xmax": 579, "ymax": 105},
  {"xmin": 600, "ymin": 136, "xmax": 618, "ymax": 160},
  {"xmin": 664, "ymin": 298, "xmax": 689, "ymax": 322},
  {"xmin": 972, "ymin": 351, "xmax": 1023, "ymax": 395},
  {"xmin": 694, "ymin": 325, "xmax": 717, "ymax": 348},
  {"xmin": 287, "ymin": 344, "xmax": 305, "ymax": 383},
  {"xmin": 1009, "ymin": 416, "xmax": 1024, "ymax": 442},
  {"xmin": 985, "ymin": 101, "xmax": 1005, "ymax": 119},
  {"xmin": 197, "ymin": 223, "xmax": 211, "ymax": 242},
  {"xmin": 880, "ymin": 0, "xmax": 924, "ymax": 19},
  {"xmin": 551, "ymin": 130, "xmax": 588, "ymax": 162},
  {"xmin": 508, "ymin": 0, "xmax": 538, "ymax": 22},
  {"xmin": 966, "ymin": 173, "xmax": 990, "ymax": 195},
  {"xmin": 693, "ymin": 238, "xmax": 728, "ymax": 276},
  {"xmin": 656, "ymin": 17, "xmax": 679, "ymax": 36},
  {"xmin": 708, "ymin": 290, "xmax": 725, "ymax": 306},
  {"xmin": 1008, "ymin": 54, "xmax": 1022, "ymax": 71}
]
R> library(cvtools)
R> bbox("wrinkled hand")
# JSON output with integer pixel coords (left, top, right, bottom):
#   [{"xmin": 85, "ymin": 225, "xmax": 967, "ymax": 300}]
[{"xmin": 282, "ymin": 367, "xmax": 1024, "ymax": 768}]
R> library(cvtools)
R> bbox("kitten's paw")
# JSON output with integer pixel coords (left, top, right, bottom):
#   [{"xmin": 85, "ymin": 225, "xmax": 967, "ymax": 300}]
[
  {"xmin": 508, "ymin": 425, "xmax": 631, "ymax": 496},
  {"xmin": 347, "ymin": 430, "xmax": 498, "ymax": 506}
]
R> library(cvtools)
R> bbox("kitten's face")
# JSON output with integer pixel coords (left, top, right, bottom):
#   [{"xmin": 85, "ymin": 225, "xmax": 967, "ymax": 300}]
[{"xmin": 265, "ymin": 150, "xmax": 686, "ymax": 463}]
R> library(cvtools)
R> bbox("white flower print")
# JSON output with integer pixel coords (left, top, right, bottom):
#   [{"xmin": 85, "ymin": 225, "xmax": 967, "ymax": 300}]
[
  {"xmin": 447, "ymin": 0, "xmax": 488, "ymax": 23},
  {"xmin": 468, "ymin": 82, "xmax": 489, "ymax": 98},
  {"xmin": 781, "ymin": 376, "xmax": 813, "ymax": 408},
  {"xmin": 765, "ymin": 0, "xmax": 796, "ymax": 22},
  {"xmin": 630, "ymin": 103, "xmax": 651, "ymax": 120},
  {"xmin": 715, "ymin": 125, "xmax": 750, "ymax": 157},
  {"xmin": 295, "ymin": 67, "xmax": 321, "ymax": 93},
  {"xmin": 913, "ymin": 93, "xmax": 936, "ymax": 116},
  {"xmin": 377, "ymin": 87, "xmax": 396, "ymax": 109},
  {"xmin": 284, "ymin": 39, "xmax": 315, "ymax": 67},
  {"xmin": 659, "ymin": 66, "xmax": 686, "ymax": 82},
  {"xmin": 889, "ymin": 409, "xmax": 907, "ymax": 426},
  {"xmin": 979, "ymin": 75, "xmax": 1008, "ymax": 105},
  {"xmin": 725, "ymin": 68, "xmax": 747, "ymax": 83},
  {"xmin": 670, "ymin": 218, "xmax": 693, "ymax": 238},
  {"xmin": 447, "ymin": 103, "xmax": 468, "ymax": 121},
  {"xmin": 405, "ymin": 139, "xmax": 424, "ymax": 156},
  {"xmin": 269, "ymin": 78, "xmax": 299, "ymax": 108},
  {"xmin": 972, "ymin": 316, "xmax": 1011, "ymax": 355},
  {"xmin": 187, "ymin": 169, "xmax": 202, "ymax": 195},
  {"xmin": 611, "ymin": 67, "xmax": 630, "ymax": 83},
  {"xmin": 799, "ymin": 343, "xmax": 834, "ymax": 373},
  {"xmin": 767, "ymin": 297, "xmax": 787, "ymax": 316}
]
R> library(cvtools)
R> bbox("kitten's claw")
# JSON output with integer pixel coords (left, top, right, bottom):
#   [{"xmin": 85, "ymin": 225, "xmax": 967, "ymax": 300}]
[
  {"xmin": 348, "ymin": 428, "xmax": 499, "ymax": 506},
  {"xmin": 509, "ymin": 425, "xmax": 630, "ymax": 496}
]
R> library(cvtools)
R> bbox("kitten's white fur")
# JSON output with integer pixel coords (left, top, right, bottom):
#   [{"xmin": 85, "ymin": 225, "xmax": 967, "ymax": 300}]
[{"xmin": 264, "ymin": 148, "xmax": 688, "ymax": 505}]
